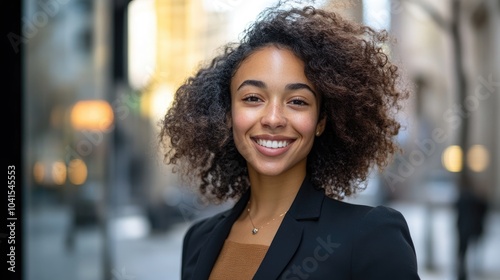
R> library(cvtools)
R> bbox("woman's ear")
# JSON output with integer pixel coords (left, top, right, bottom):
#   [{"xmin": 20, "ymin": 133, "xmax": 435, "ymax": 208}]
[{"xmin": 315, "ymin": 117, "xmax": 326, "ymax": 136}]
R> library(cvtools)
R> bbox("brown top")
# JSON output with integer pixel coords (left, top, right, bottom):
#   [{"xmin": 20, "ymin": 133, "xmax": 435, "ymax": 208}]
[{"xmin": 209, "ymin": 240, "xmax": 269, "ymax": 280}]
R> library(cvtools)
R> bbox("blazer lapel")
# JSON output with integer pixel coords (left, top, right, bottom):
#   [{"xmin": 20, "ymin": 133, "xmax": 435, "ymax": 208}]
[
  {"xmin": 253, "ymin": 215, "xmax": 304, "ymax": 279},
  {"xmin": 192, "ymin": 190, "xmax": 250, "ymax": 279},
  {"xmin": 253, "ymin": 177, "xmax": 325, "ymax": 279}
]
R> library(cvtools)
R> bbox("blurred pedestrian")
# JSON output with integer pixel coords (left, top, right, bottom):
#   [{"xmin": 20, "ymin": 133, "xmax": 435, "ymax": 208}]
[
  {"xmin": 456, "ymin": 187, "xmax": 489, "ymax": 280},
  {"xmin": 159, "ymin": 1, "xmax": 420, "ymax": 279}
]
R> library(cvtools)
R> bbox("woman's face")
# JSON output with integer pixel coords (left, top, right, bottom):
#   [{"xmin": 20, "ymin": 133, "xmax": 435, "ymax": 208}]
[{"xmin": 230, "ymin": 46, "xmax": 325, "ymax": 177}]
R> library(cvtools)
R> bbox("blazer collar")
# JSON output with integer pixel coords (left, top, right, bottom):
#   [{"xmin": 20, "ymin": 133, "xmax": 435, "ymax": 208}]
[
  {"xmin": 286, "ymin": 175, "xmax": 325, "ymax": 220},
  {"xmin": 192, "ymin": 176, "xmax": 325, "ymax": 279},
  {"xmin": 253, "ymin": 176, "xmax": 325, "ymax": 279}
]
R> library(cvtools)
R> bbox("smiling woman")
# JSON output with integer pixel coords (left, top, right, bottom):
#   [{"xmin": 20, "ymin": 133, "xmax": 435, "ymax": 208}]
[{"xmin": 158, "ymin": 1, "xmax": 420, "ymax": 279}]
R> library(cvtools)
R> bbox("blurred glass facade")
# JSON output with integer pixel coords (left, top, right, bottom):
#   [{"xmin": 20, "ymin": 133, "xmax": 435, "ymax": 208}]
[{"xmin": 22, "ymin": 0, "xmax": 499, "ymax": 280}]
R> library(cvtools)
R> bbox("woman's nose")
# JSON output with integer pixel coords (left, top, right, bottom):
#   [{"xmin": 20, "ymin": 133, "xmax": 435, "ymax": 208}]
[{"xmin": 260, "ymin": 102, "xmax": 287, "ymax": 129}]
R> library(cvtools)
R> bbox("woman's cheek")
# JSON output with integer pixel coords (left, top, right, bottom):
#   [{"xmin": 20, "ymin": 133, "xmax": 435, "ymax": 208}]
[{"xmin": 295, "ymin": 113, "xmax": 318, "ymax": 136}]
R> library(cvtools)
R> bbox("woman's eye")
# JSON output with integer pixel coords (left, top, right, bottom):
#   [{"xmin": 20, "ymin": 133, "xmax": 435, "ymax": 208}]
[
  {"xmin": 289, "ymin": 99, "xmax": 308, "ymax": 106},
  {"xmin": 243, "ymin": 96, "xmax": 261, "ymax": 102}
]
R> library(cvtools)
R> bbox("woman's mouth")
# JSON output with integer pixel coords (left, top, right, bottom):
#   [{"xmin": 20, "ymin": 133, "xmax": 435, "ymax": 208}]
[
  {"xmin": 251, "ymin": 136, "xmax": 296, "ymax": 157},
  {"xmin": 255, "ymin": 139, "xmax": 292, "ymax": 149}
]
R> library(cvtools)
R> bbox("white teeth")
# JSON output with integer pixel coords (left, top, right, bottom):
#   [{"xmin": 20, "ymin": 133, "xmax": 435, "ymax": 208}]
[{"xmin": 256, "ymin": 139, "xmax": 290, "ymax": 149}]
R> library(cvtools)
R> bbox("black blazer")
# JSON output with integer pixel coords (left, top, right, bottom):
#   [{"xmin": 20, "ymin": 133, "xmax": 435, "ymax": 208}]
[{"xmin": 181, "ymin": 178, "xmax": 420, "ymax": 279}]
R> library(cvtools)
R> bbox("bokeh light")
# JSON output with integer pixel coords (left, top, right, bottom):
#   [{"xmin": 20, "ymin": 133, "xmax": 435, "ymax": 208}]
[
  {"xmin": 68, "ymin": 158, "xmax": 88, "ymax": 185},
  {"xmin": 442, "ymin": 145, "xmax": 463, "ymax": 173},
  {"xmin": 70, "ymin": 100, "xmax": 114, "ymax": 131},
  {"xmin": 467, "ymin": 145, "xmax": 489, "ymax": 172}
]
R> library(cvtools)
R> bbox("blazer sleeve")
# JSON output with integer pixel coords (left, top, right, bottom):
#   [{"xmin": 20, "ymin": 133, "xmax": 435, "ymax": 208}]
[
  {"xmin": 351, "ymin": 206, "xmax": 420, "ymax": 280},
  {"xmin": 181, "ymin": 220, "xmax": 204, "ymax": 280}
]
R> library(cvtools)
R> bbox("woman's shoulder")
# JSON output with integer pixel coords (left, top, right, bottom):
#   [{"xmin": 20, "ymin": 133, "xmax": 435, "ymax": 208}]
[
  {"xmin": 323, "ymin": 196, "xmax": 407, "ymax": 220},
  {"xmin": 321, "ymin": 198, "xmax": 419, "ymax": 278},
  {"xmin": 320, "ymin": 197, "xmax": 413, "ymax": 238}
]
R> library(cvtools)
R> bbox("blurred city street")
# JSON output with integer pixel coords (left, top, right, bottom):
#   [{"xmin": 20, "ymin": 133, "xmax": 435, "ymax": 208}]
[
  {"xmin": 27, "ymin": 200, "xmax": 500, "ymax": 280},
  {"xmin": 17, "ymin": 0, "xmax": 500, "ymax": 280}
]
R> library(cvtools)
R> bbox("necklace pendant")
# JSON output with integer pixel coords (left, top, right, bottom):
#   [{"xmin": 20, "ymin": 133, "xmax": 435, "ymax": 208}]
[{"xmin": 252, "ymin": 228, "xmax": 259, "ymax": 235}]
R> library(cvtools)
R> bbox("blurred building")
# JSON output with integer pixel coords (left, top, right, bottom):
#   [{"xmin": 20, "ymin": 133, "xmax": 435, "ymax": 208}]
[
  {"xmin": 386, "ymin": 0, "xmax": 500, "ymax": 278},
  {"xmin": 388, "ymin": 0, "xmax": 500, "ymax": 208},
  {"xmin": 24, "ymin": 0, "xmax": 231, "ymax": 279}
]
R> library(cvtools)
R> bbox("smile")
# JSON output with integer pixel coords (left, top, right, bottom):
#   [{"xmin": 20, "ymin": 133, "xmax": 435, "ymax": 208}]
[{"xmin": 256, "ymin": 139, "xmax": 291, "ymax": 149}]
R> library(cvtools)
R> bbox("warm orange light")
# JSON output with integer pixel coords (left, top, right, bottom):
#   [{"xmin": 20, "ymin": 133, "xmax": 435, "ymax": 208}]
[
  {"xmin": 442, "ymin": 145, "xmax": 463, "ymax": 173},
  {"xmin": 68, "ymin": 159, "xmax": 88, "ymax": 185},
  {"xmin": 33, "ymin": 161, "xmax": 46, "ymax": 184},
  {"xmin": 467, "ymin": 145, "xmax": 489, "ymax": 172},
  {"xmin": 52, "ymin": 161, "xmax": 67, "ymax": 186},
  {"xmin": 70, "ymin": 100, "xmax": 114, "ymax": 131}
]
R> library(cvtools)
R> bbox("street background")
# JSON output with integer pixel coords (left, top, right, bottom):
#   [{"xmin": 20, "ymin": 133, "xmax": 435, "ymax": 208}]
[{"xmin": 19, "ymin": 0, "xmax": 500, "ymax": 279}]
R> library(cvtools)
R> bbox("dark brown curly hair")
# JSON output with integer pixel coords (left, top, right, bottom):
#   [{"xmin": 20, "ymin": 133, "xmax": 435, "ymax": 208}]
[{"xmin": 159, "ymin": 1, "xmax": 409, "ymax": 203}]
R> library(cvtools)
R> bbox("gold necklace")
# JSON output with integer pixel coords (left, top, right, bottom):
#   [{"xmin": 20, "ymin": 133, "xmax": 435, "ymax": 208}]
[{"xmin": 247, "ymin": 202, "xmax": 288, "ymax": 235}]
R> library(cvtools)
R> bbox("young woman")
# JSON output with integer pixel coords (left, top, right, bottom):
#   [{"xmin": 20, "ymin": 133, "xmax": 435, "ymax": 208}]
[{"xmin": 159, "ymin": 2, "xmax": 420, "ymax": 279}]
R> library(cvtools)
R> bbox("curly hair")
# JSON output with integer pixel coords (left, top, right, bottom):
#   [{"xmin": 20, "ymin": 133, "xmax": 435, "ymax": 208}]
[{"xmin": 159, "ymin": 1, "xmax": 409, "ymax": 203}]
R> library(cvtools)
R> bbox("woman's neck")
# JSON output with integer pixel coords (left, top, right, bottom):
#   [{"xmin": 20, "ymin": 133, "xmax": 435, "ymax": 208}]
[{"xmin": 246, "ymin": 166, "xmax": 306, "ymax": 218}]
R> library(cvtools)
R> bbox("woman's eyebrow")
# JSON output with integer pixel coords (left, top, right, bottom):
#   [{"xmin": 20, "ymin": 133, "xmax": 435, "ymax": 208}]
[
  {"xmin": 286, "ymin": 83, "xmax": 316, "ymax": 96},
  {"xmin": 236, "ymin": 80, "xmax": 316, "ymax": 96},
  {"xmin": 237, "ymin": 80, "xmax": 266, "ymax": 91}
]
